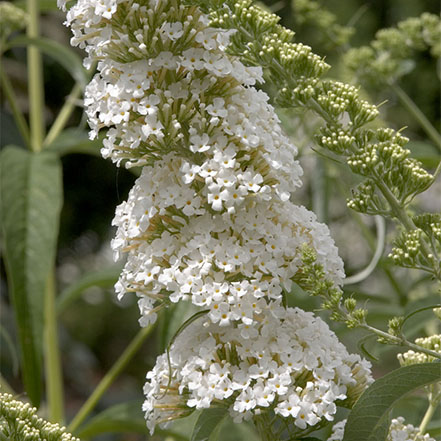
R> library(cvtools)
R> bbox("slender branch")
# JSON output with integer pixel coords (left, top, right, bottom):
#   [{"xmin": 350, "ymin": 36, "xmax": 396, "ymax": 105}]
[
  {"xmin": 392, "ymin": 84, "xmax": 441, "ymax": 152},
  {"xmin": 344, "ymin": 215, "xmax": 385, "ymax": 285},
  {"xmin": 27, "ymin": 0, "xmax": 45, "ymax": 152},
  {"xmin": 0, "ymin": 67, "xmax": 31, "ymax": 148},
  {"xmin": 375, "ymin": 178, "xmax": 441, "ymax": 280},
  {"xmin": 67, "ymin": 323, "xmax": 155, "ymax": 434},
  {"xmin": 44, "ymin": 270, "xmax": 65, "ymax": 424},
  {"xmin": 44, "ymin": 83, "xmax": 82, "ymax": 147},
  {"xmin": 361, "ymin": 324, "xmax": 441, "ymax": 359}
]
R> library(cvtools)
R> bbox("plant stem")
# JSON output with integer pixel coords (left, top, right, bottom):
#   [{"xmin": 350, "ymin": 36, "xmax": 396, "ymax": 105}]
[
  {"xmin": 418, "ymin": 388, "xmax": 441, "ymax": 435},
  {"xmin": 362, "ymin": 324, "xmax": 441, "ymax": 359},
  {"xmin": 44, "ymin": 270, "xmax": 64, "ymax": 423},
  {"xmin": 67, "ymin": 323, "xmax": 155, "ymax": 434},
  {"xmin": 27, "ymin": 0, "xmax": 45, "ymax": 152},
  {"xmin": 375, "ymin": 178, "xmax": 441, "ymax": 280},
  {"xmin": 44, "ymin": 83, "xmax": 82, "ymax": 147},
  {"xmin": 0, "ymin": 67, "xmax": 31, "ymax": 149},
  {"xmin": 392, "ymin": 84, "xmax": 441, "ymax": 152}
]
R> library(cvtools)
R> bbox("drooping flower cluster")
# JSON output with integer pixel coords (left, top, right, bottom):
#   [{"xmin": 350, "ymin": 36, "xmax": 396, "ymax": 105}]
[
  {"xmin": 143, "ymin": 307, "xmax": 372, "ymax": 431},
  {"xmin": 62, "ymin": 0, "xmax": 372, "ymax": 436}
]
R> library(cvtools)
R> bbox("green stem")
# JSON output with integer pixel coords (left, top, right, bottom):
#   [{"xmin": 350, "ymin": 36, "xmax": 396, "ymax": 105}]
[
  {"xmin": 418, "ymin": 388, "xmax": 441, "ymax": 435},
  {"xmin": 44, "ymin": 270, "xmax": 64, "ymax": 423},
  {"xmin": 375, "ymin": 178, "xmax": 441, "ymax": 280},
  {"xmin": 361, "ymin": 324, "xmax": 441, "ymax": 359},
  {"xmin": 67, "ymin": 323, "xmax": 155, "ymax": 434},
  {"xmin": 0, "ymin": 67, "xmax": 31, "ymax": 148},
  {"xmin": 27, "ymin": 0, "xmax": 45, "ymax": 152},
  {"xmin": 44, "ymin": 83, "xmax": 82, "ymax": 147},
  {"xmin": 337, "ymin": 179, "xmax": 407, "ymax": 302},
  {"xmin": 392, "ymin": 84, "xmax": 441, "ymax": 152}
]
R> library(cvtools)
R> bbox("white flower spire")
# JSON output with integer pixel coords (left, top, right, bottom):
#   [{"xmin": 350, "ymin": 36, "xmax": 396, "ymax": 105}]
[
  {"xmin": 63, "ymin": 0, "xmax": 345, "ymax": 326},
  {"xmin": 61, "ymin": 0, "xmax": 373, "ymax": 436}
]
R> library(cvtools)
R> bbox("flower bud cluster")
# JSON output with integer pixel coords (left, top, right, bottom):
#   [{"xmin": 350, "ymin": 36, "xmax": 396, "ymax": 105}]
[
  {"xmin": 389, "ymin": 216, "xmax": 440, "ymax": 276},
  {"xmin": 143, "ymin": 307, "xmax": 372, "ymax": 432},
  {"xmin": 398, "ymin": 335, "xmax": 441, "ymax": 366},
  {"xmin": 194, "ymin": 0, "xmax": 438, "ymax": 280},
  {"xmin": 62, "ymin": 0, "xmax": 373, "ymax": 435},
  {"xmin": 344, "ymin": 13, "xmax": 441, "ymax": 86},
  {"xmin": 0, "ymin": 393, "xmax": 79, "ymax": 441}
]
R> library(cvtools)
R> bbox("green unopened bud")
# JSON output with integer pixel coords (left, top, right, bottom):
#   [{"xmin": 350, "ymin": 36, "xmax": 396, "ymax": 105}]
[
  {"xmin": 344, "ymin": 297, "xmax": 357, "ymax": 312},
  {"xmin": 387, "ymin": 316, "xmax": 404, "ymax": 337}
]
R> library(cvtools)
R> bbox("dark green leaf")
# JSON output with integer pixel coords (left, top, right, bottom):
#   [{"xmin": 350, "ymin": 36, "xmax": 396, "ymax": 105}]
[
  {"xmin": 14, "ymin": 0, "xmax": 59, "ymax": 12},
  {"xmin": 191, "ymin": 408, "xmax": 228, "ymax": 441},
  {"xmin": 427, "ymin": 422, "xmax": 441, "ymax": 437},
  {"xmin": 76, "ymin": 401, "xmax": 148, "ymax": 439},
  {"xmin": 0, "ymin": 146, "xmax": 63, "ymax": 406},
  {"xmin": 159, "ymin": 301, "xmax": 199, "ymax": 352},
  {"xmin": 0, "ymin": 323, "xmax": 19, "ymax": 375},
  {"xmin": 8, "ymin": 36, "xmax": 88, "ymax": 86},
  {"xmin": 57, "ymin": 265, "xmax": 122, "ymax": 314},
  {"xmin": 77, "ymin": 400, "xmax": 193, "ymax": 440},
  {"xmin": 343, "ymin": 362, "xmax": 441, "ymax": 441},
  {"xmin": 46, "ymin": 129, "xmax": 103, "ymax": 157}
]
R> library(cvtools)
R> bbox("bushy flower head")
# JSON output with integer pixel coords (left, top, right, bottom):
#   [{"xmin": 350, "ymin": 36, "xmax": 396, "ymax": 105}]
[{"xmin": 143, "ymin": 307, "xmax": 372, "ymax": 433}]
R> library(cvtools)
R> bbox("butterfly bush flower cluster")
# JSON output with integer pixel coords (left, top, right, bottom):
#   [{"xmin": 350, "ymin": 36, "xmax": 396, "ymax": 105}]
[
  {"xmin": 144, "ymin": 306, "xmax": 371, "ymax": 430},
  {"xmin": 61, "ymin": 0, "xmax": 372, "ymax": 435}
]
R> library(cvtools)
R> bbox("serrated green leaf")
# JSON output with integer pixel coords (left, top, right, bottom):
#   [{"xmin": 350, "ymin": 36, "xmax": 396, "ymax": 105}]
[
  {"xmin": 46, "ymin": 129, "xmax": 103, "ymax": 156},
  {"xmin": 0, "ymin": 146, "xmax": 63, "ymax": 407},
  {"xmin": 8, "ymin": 36, "xmax": 88, "ymax": 86},
  {"xmin": 343, "ymin": 363, "xmax": 441, "ymax": 441},
  {"xmin": 57, "ymin": 265, "xmax": 122, "ymax": 314},
  {"xmin": 191, "ymin": 408, "xmax": 228, "ymax": 441}
]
